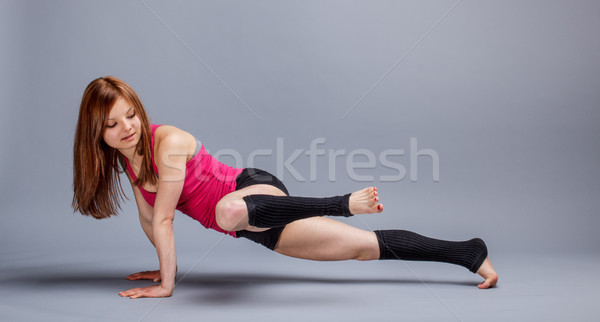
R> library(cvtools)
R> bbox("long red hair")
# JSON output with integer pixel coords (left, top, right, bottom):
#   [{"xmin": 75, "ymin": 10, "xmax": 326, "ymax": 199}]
[{"xmin": 72, "ymin": 76, "xmax": 157, "ymax": 219}]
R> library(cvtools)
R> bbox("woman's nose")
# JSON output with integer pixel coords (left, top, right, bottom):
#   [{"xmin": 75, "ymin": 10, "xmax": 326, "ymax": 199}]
[{"xmin": 122, "ymin": 118, "xmax": 132, "ymax": 131}]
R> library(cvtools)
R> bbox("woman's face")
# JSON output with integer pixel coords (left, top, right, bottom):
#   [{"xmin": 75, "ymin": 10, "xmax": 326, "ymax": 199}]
[{"xmin": 102, "ymin": 97, "xmax": 142, "ymax": 152}]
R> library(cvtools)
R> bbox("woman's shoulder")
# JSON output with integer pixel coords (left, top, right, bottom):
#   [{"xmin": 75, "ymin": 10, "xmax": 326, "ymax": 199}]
[{"xmin": 153, "ymin": 124, "xmax": 197, "ymax": 158}]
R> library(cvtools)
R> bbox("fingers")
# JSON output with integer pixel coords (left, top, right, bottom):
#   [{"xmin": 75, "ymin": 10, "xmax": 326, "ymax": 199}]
[
  {"xmin": 126, "ymin": 271, "xmax": 146, "ymax": 280},
  {"xmin": 119, "ymin": 285, "xmax": 172, "ymax": 299},
  {"xmin": 126, "ymin": 270, "xmax": 160, "ymax": 281},
  {"xmin": 126, "ymin": 274, "xmax": 139, "ymax": 280},
  {"xmin": 126, "ymin": 274, "xmax": 147, "ymax": 280},
  {"xmin": 129, "ymin": 291, "xmax": 146, "ymax": 299},
  {"xmin": 119, "ymin": 287, "xmax": 141, "ymax": 298},
  {"xmin": 119, "ymin": 286, "xmax": 152, "ymax": 299}
]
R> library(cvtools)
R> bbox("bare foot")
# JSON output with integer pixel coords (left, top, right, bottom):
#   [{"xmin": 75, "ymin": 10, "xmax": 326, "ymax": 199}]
[
  {"xmin": 476, "ymin": 257, "xmax": 498, "ymax": 289},
  {"xmin": 349, "ymin": 187, "xmax": 383, "ymax": 214}
]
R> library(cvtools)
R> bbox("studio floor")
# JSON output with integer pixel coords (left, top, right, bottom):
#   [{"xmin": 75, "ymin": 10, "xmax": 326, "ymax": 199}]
[{"xmin": 1, "ymin": 243, "xmax": 598, "ymax": 322}]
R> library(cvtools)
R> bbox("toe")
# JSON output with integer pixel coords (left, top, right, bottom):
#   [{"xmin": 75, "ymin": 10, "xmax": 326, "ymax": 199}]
[
  {"xmin": 377, "ymin": 204, "xmax": 383, "ymax": 212},
  {"xmin": 478, "ymin": 278, "xmax": 496, "ymax": 289}
]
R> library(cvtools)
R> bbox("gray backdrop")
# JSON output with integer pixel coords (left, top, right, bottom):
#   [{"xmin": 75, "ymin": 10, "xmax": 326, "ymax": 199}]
[{"xmin": 1, "ymin": 0, "xmax": 599, "ymax": 274}]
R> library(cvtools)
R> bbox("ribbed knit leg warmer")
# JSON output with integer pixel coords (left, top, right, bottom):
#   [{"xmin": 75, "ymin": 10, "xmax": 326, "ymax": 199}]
[
  {"xmin": 243, "ymin": 194, "xmax": 352, "ymax": 228},
  {"xmin": 374, "ymin": 230, "xmax": 488, "ymax": 273}
]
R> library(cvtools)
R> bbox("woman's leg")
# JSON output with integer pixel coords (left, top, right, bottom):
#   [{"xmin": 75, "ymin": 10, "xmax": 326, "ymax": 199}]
[
  {"xmin": 216, "ymin": 182, "xmax": 497, "ymax": 288},
  {"xmin": 215, "ymin": 184, "xmax": 288, "ymax": 232},
  {"xmin": 215, "ymin": 185, "xmax": 382, "ymax": 232},
  {"xmin": 275, "ymin": 217, "xmax": 380, "ymax": 261},
  {"xmin": 274, "ymin": 217, "xmax": 498, "ymax": 289}
]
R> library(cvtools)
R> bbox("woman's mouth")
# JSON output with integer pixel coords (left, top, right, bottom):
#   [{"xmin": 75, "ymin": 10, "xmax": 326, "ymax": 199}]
[{"xmin": 122, "ymin": 133, "xmax": 135, "ymax": 141}]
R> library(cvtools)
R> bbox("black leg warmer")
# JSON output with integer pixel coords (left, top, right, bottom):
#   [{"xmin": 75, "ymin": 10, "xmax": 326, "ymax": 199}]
[
  {"xmin": 374, "ymin": 230, "xmax": 488, "ymax": 273},
  {"xmin": 243, "ymin": 194, "xmax": 352, "ymax": 228}
]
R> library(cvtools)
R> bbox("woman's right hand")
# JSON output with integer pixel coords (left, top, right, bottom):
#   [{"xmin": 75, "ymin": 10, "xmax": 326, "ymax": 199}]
[{"xmin": 126, "ymin": 270, "xmax": 161, "ymax": 282}]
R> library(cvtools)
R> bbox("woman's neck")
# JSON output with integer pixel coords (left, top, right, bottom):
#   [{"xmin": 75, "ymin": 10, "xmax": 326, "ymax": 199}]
[{"xmin": 119, "ymin": 146, "xmax": 138, "ymax": 165}]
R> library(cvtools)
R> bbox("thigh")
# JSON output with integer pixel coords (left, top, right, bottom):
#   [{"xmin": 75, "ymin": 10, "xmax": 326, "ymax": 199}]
[{"xmin": 274, "ymin": 217, "xmax": 380, "ymax": 261}]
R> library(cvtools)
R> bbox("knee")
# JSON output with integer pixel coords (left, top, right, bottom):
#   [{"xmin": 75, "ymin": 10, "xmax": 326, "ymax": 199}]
[
  {"xmin": 354, "ymin": 233, "xmax": 381, "ymax": 261},
  {"xmin": 354, "ymin": 248, "xmax": 379, "ymax": 261},
  {"xmin": 215, "ymin": 199, "xmax": 248, "ymax": 231}
]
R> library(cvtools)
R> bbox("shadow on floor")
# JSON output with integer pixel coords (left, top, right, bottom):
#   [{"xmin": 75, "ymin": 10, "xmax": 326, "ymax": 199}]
[
  {"xmin": 1, "ymin": 271, "xmax": 480, "ymax": 305},
  {"xmin": 2, "ymin": 271, "xmax": 477, "ymax": 289},
  {"xmin": 179, "ymin": 274, "xmax": 479, "ymax": 305},
  {"xmin": 180, "ymin": 273, "xmax": 476, "ymax": 287}
]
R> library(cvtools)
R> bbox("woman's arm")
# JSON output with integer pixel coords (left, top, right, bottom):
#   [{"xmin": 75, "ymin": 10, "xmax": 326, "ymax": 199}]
[
  {"xmin": 153, "ymin": 132, "xmax": 193, "ymax": 294},
  {"xmin": 119, "ymin": 129, "xmax": 194, "ymax": 299},
  {"xmin": 124, "ymin": 171, "xmax": 179, "ymax": 283},
  {"xmin": 126, "ymin": 171, "xmax": 155, "ymax": 247}
]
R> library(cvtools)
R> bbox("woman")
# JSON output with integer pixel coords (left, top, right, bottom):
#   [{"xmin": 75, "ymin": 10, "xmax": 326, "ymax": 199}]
[{"xmin": 72, "ymin": 76, "xmax": 498, "ymax": 299}]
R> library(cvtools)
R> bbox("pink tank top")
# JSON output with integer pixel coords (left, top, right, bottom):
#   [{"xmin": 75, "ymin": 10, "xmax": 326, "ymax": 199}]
[{"xmin": 124, "ymin": 124, "xmax": 243, "ymax": 237}]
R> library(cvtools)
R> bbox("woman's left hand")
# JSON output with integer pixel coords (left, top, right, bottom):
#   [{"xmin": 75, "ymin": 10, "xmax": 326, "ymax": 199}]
[{"xmin": 119, "ymin": 284, "xmax": 173, "ymax": 299}]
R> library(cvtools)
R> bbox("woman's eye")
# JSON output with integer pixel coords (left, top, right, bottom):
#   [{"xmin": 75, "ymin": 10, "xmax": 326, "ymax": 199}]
[
  {"xmin": 106, "ymin": 123, "xmax": 116, "ymax": 128},
  {"xmin": 128, "ymin": 112, "xmax": 136, "ymax": 119}
]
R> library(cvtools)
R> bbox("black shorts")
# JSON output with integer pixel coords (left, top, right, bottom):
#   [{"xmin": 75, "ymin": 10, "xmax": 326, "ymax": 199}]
[{"xmin": 234, "ymin": 168, "xmax": 289, "ymax": 250}]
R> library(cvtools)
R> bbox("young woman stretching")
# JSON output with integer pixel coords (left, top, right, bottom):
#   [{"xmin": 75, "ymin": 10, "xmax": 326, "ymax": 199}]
[{"xmin": 72, "ymin": 76, "xmax": 498, "ymax": 299}]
